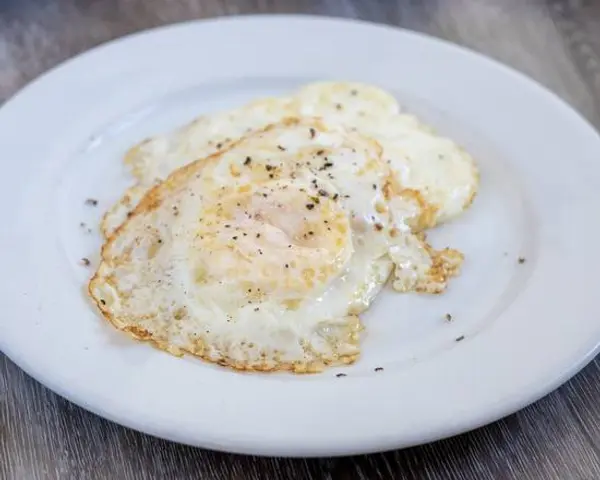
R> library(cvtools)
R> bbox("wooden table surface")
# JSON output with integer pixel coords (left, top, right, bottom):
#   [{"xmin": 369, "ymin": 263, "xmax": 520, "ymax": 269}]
[{"xmin": 2, "ymin": 1, "xmax": 600, "ymax": 478}]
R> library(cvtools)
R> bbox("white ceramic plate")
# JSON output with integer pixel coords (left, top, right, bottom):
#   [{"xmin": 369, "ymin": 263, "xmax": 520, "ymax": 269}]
[{"xmin": 1, "ymin": 15, "xmax": 600, "ymax": 457}]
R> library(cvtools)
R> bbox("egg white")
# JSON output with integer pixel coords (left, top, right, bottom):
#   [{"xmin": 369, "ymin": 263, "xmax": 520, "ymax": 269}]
[{"xmin": 293, "ymin": 81, "xmax": 479, "ymax": 227}]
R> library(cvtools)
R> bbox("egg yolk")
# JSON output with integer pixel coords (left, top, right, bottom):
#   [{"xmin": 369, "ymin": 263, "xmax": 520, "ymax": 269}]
[{"xmin": 193, "ymin": 178, "xmax": 353, "ymax": 299}]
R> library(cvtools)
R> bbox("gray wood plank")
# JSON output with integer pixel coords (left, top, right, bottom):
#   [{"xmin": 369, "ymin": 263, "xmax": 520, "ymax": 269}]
[{"xmin": 1, "ymin": 1, "xmax": 600, "ymax": 479}]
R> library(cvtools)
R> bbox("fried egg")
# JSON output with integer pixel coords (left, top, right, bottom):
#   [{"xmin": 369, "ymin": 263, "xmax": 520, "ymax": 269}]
[
  {"xmin": 293, "ymin": 82, "xmax": 478, "ymax": 226},
  {"xmin": 90, "ymin": 119, "xmax": 462, "ymax": 372},
  {"xmin": 102, "ymin": 82, "xmax": 478, "ymax": 237}
]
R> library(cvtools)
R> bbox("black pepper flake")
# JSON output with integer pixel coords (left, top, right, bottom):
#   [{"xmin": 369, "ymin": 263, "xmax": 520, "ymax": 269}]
[
  {"xmin": 265, "ymin": 164, "xmax": 275, "ymax": 171},
  {"xmin": 157, "ymin": 239, "xmax": 163, "ymax": 244},
  {"xmin": 308, "ymin": 231, "xmax": 314, "ymax": 235},
  {"xmin": 277, "ymin": 145, "xmax": 286, "ymax": 151},
  {"xmin": 258, "ymin": 249, "xmax": 263, "ymax": 255},
  {"xmin": 225, "ymin": 224, "xmax": 231, "ymax": 228},
  {"xmin": 243, "ymin": 233, "xmax": 247, "ymax": 236},
  {"xmin": 445, "ymin": 313, "xmax": 453, "ymax": 322},
  {"xmin": 81, "ymin": 257, "xmax": 90, "ymax": 267},
  {"xmin": 518, "ymin": 257, "xmax": 526, "ymax": 264},
  {"xmin": 100, "ymin": 299, "xmax": 106, "ymax": 305},
  {"xmin": 254, "ymin": 307, "xmax": 260, "ymax": 312},
  {"xmin": 216, "ymin": 142, "xmax": 222, "ymax": 149},
  {"xmin": 316, "ymin": 149, "xmax": 325, "ymax": 156},
  {"xmin": 332, "ymin": 193, "xmax": 339, "ymax": 201},
  {"xmin": 318, "ymin": 189, "xmax": 329, "ymax": 197},
  {"xmin": 269, "ymin": 174, "xmax": 274, "ymax": 179},
  {"xmin": 372, "ymin": 184, "xmax": 377, "ymax": 190},
  {"xmin": 335, "ymin": 103, "xmax": 343, "ymax": 110},
  {"xmin": 374, "ymin": 367, "xmax": 384, "ymax": 372},
  {"xmin": 309, "ymin": 128, "xmax": 316, "ymax": 139},
  {"xmin": 232, "ymin": 236, "xmax": 238, "ymax": 240},
  {"xmin": 322, "ymin": 162, "xmax": 334, "ymax": 169},
  {"xmin": 262, "ymin": 193, "xmax": 268, "ymax": 198},
  {"xmin": 455, "ymin": 335, "xmax": 465, "ymax": 342},
  {"xmin": 374, "ymin": 223, "xmax": 384, "ymax": 231},
  {"xmin": 306, "ymin": 203, "xmax": 315, "ymax": 210},
  {"xmin": 285, "ymin": 264, "xmax": 289, "ymax": 268},
  {"xmin": 244, "ymin": 156, "xmax": 252, "ymax": 166},
  {"xmin": 85, "ymin": 198, "xmax": 98, "ymax": 206},
  {"xmin": 256, "ymin": 233, "xmax": 261, "ymax": 238},
  {"xmin": 336, "ymin": 373, "xmax": 346, "ymax": 378}
]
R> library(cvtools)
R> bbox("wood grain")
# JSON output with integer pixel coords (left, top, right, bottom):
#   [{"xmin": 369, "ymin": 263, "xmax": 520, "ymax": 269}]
[{"xmin": 2, "ymin": 1, "xmax": 600, "ymax": 478}]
